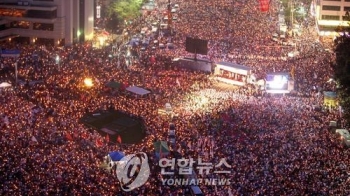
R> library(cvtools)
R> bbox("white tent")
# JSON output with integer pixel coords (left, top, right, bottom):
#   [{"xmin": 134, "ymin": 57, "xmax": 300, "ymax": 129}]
[
  {"xmin": 0, "ymin": 82, "xmax": 12, "ymax": 88},
  {"xmin": 126, "ymin": 86, "xmax": 151, "ymax": 96}
]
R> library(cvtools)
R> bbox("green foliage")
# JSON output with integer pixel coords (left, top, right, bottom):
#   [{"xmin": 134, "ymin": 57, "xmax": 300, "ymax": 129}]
[
  {"xmin": 334, "ymin": 34, "xmax": 350, "ymax": 124},
  {"xmin": 108, "ymin": 0, "xmax": 143, "ymax": 20},
  {"xmin": 281, "ymin": 0, "xmax": 310, "ymax": 24},
  {"xmin": 105, "ymin": 0, "xmax": 144, "ymax": 33}
]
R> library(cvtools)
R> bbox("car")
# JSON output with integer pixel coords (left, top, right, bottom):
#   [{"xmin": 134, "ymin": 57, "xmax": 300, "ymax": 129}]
[
  {"xmin": 159, "ymin": 43, "xmax": 165, "ymax": 49},
  {"xmin": 140, "ymin": 47, "xmax": 146, "ymax": 51},
  {"xmin": 168, "ymin": 136, "xmax": 175, "ymax": 144},
  {"xmin": 171, "ymin": 8, "xmax": 176, "ymax": 13},
  {"xmin": 151, "ymin": 26, "xmax": 158, "ymax": 33},
  {"xmin": 172, "ymin": 15, "xmax": 178, "ymax": 20},
  {"xmin": 169, "ymin": 123, "xmax": 175, "ymax": 130},
  {"xmin": 287, "ymin": 42, "xmax": 296, "ymax": 47},
  {"xmin": 174, "ymin": 4, "xmax": 179, "ymax": 8},
  {"xmin": 168, "ymin": 129, "xmax": 175, "ymax": 136},
  {"xmin": 272, "ymin": 37, "xmax": 278, "ymax": 42},
  {"xmin": 167, "ymin": 43, "xmax": 174, "ymax": 49},
  {"xmin": 160, "ymin": 23, "xmax": 168, "ymax": 29},
  {"xmin": 335, "ymin": 129, "xmax": 350, "ymax": 147}
]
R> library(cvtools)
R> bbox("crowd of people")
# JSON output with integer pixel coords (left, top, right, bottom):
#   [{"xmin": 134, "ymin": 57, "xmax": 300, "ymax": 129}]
[{"xmin": 1, "ymin": 0, "xmax": 349, "ymax": 195}]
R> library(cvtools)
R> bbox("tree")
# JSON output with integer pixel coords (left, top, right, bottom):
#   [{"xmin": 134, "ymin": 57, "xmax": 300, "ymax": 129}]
[
  {"xmin": 333, "ymin": 31, "xmax": 350, "ymax": 125},
  {"xmin": 105, "ymin": 11, "xmax": 121, "ymax": 33},
  {"xmin": 281, "ymin": 0, "xmax": 312, "ymax": 25},
  {"xmin": 105, "ymin": 0, "xmax": 143, "ymax": 32}
]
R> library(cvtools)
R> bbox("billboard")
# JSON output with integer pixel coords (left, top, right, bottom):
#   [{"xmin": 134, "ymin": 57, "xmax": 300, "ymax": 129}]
[
  {"xmin": 1, "ymin": 50, "xmax": 20, "ymax": 58},
  {"xmin": 185, "ymin": 37, "xmax": 208, "ymax": 55},
  {"xmin": 266, "ymin": 73, "xmax": 289, "ymax": 91}
]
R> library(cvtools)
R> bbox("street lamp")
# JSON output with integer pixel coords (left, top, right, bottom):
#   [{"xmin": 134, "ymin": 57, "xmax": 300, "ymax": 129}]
[
  {"xmin": 55, "ymin": 55, "xmax": 60, "ymax": 69},
  {"xmin": 15, "ymin": 61, "xmax": 18, "ymax": 86},
  {"xmin": 84, "ymin": 78, "xmax": 94, "ymax": 88}
]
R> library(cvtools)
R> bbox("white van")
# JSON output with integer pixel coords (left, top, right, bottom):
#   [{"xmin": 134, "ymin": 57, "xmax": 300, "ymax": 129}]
[
  {"xmin": 335, "ymin": 129, "xmax": 350, "ymax": 147},
  {"xmin": 160, "ymin": 23, "xmax": 168, "ymax": 29}
]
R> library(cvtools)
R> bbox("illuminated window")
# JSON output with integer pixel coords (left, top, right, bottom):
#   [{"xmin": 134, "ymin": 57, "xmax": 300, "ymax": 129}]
[
  {"xmin": 322, "ymin": 6, "xmax": 341, "ymax": 11},
  {"xmin": 10, "ymin": 21, "xmax": 30, "ymax": 29},
  {"xmin": 33, "ymin": 23, "xmax": 54, "ymax": 31},
  {"xmin": 321, "ymin": 15, "xmax": 340, "ymax": 20},
  {"xmin": 0, "ymin": 8, "xmax": 26, "ymax": 17},
  {"xmin": 27, "ymin": 10, "xmax": 57, "ymax": 19}
]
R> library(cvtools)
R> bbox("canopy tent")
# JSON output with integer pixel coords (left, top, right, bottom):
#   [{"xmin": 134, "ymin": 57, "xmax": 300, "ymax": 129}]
[
  {"xmin": 106, "ymin": 81, "xmax": 121, "ymax": 89},
  {"xmin": 0, "ymin": 82, "xmax": 12, "ymax": 88},
  {"xmin": 153, "ymin": 140, "xmax": 170, "ymax": 155},
  {"xmin": 108, "ymin": 151, "xmax": 125, "ymax": 162},
  {"xmin": 126, "ymin": 86, "xmax": 151, "ymax": 96}
]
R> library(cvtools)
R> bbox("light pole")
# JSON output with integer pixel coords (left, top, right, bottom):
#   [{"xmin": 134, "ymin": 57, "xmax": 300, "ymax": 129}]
[
  {"xmin": 167, "ymin": 0, "xmax": 172, "ymax": 35},
  {"xmin": 15, "ymin": 60, "xmax": 18, "ymax": 86},
  {"xmin": 55, "ymin": 55, "xmax": 60, "ymax": 70}
]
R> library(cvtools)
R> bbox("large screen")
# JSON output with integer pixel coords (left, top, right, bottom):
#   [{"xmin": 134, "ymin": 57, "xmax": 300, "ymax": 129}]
[
  {"xmin": 185, "ymin": 37, "xmax": 208, "ymax": 55},
  {"xmin": 266, "ymin": 74, "xmax": 289, "ymax": 90}
]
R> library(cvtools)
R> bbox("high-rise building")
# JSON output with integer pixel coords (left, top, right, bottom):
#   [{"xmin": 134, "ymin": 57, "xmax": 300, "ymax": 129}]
[
  {"xmin": 314, "ymin": 0, "xmax": 350, "ymax": 36},
  {"xmin": 0, "ymin": 0, "xmax": 94, "ymax": 46}
]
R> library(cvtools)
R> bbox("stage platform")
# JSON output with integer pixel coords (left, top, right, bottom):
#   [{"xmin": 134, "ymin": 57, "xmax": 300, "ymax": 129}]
[
  {"xmin": 79, "ymin": 110, "xmax": 146, "ymax": 144},
  {"xmin": 173, "ymin": 57, "xmax": 212, "ymax": 72},
  {"xmin": 266, "ymin": 89, "xmax": 291, "ymax": 94}
]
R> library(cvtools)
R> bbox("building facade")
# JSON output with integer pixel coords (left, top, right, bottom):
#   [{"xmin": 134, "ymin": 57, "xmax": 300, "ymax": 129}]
[
  {"xmin": 0, "ymin": 0, "xmax": 94, "ymax": 46},
  {"xmin": 314, "ymin": 0, "xmax": 350, "ymax": 36}
]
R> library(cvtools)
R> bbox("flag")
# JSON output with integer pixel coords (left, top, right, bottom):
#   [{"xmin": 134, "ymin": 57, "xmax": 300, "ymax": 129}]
[
  {"xmin": 65, "ymin": 132, "xmax": 73, "ymax": 141},
  {"xmin": 176, "ymin": 78, "xmax": 180, "ymax": 87},
  {"xmin": 73, "ymin": 131, "xmax": 79, "ymax": 139},
  {"xmin": 81, "ymin": 131, "xmax": 88, "ymax": 139},
  {"xmin": 96, "ymin": 138, "xmax": 103, "ymax": 148},
  {"xmin": 117, "ymin": 135, "xmax": 122, "ymax": 144},
  {"xmin": 105, "ymin": 134, "xmax": 110, "ymax": 143},
  {"xmin": 21, "ymin": 158, "xmax": 27, "ymax": 165},
  {"xmin": 177, "ymin": 146, "xmax": 182, "ymax": 154},
  {"xmin": 187, "ymin": 141, "xmax": 192, "ymax": 150},
  {"xmin": 150, "ymin": 56, "xmax": 156, "ymax": 63},
  {"xmin": 31, "ymin": 136, "xmax": 38, "ymax": 142},
  {"xmin": 290, "ymin": 65, "xmax": 295, "ymax": 80},
  {"xmin": 159, "ymin": 143, "xmax": 163, "ymax": 158},
  {"xmin": 259, "ymin": 0, "xmax": 269, "ymax": 12}
]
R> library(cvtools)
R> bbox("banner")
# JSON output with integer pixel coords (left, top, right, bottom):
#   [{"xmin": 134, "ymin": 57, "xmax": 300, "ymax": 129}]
[
  {"xmin": 96, "ymin": 6, "xmax": 101, "ymax": 19},
  {"xmin": 1, "ymin": 49, "xmax": 20, "ymax": 58},
  {"xmin": 259, "ymin": 0, "xmax": 269, "ymax": 12},
  {"xmin": 323, "ymin": 91, "xmax": 337, "ymax": 107}
]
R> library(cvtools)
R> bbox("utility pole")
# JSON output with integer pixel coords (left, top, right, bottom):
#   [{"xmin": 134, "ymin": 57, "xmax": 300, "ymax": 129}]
[
  {"xmin": 167, "ymin": 0, "xmax": 172, "ymax": 35},
  {"xmin": 291, "ymin": 0, "xmax": 294, "ymax": 28}
]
